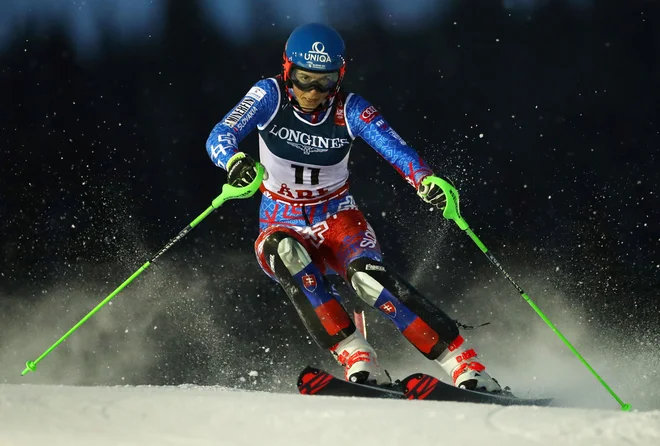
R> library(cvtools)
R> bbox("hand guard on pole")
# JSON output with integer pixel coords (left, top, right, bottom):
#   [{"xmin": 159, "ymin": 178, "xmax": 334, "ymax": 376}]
[
  {"xmin": 227, "ymin": 152, "xmax": 259, "ymax": 188},
  {"xmin": 418, "ymin": 175, "xmax": 456, "ymax": 213}
]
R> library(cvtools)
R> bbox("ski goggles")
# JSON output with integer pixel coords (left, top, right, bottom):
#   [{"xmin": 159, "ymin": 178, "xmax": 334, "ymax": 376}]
[{"xmin": 289, "ymin": 67, "xmax": 340, "ymax": 93}]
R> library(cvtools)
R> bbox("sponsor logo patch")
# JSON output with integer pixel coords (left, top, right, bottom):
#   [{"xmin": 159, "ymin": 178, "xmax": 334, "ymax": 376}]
[
  {"xmin": 360, "ymin": 105, "xmax": 380, "ymax": 124},
  {"xmin": 223, "ymin": 96, "xmax": 256, "ymax": 128},
  {"xmin": 246, "ymin": 86, "xmax": 267, "ymax": 101},
  {"xmin": 334, "ymin": 97, "xmax": 346, "ymax": 126},
  {"xmin": 304, "ymin": 41, "xmax": 332, "ymax": 64},
  {"xmin": 268, "ymin": 124, "xmax": 349, "ymax": 155},
  {"xmin": 365, "ymin": 264, "xmax": 386, "ymax": 272}
]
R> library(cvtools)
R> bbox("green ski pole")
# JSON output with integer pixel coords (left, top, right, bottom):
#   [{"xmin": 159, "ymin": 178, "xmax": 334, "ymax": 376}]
[
  {"xmin": 422, "ymin": 175, "xmax": 632, "ymax": 411},
  {"xmin": 21, "ymin": 163, "xmax": 265, "ymax": 376}
]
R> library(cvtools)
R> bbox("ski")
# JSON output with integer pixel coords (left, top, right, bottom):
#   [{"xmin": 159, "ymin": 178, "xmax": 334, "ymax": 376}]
[
  {"xmin": 297, "ymin": 366, "xmax": 553, "ymax": 407},
  {"xmin": 401, "ymin": 372, "xmax": 554, "ymax": 407},
  {"xmin": 297, "ymin": 366, "xmax": 404, "ymax": 399}
]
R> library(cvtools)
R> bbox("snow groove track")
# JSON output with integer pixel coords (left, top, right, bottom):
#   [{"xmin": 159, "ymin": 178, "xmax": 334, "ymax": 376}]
[{"xmin": 0, "ymin": 384, "xmax": 658, "ymax": 445}]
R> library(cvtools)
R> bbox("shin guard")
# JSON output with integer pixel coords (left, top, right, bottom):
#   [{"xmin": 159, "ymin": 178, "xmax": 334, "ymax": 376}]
[
  {"xmin": 347, "ymin": 257, "xmax": 459, "ymax": 360},
  {"xmin": 261, "ymin": 231, "xmax": 355, "ymax": 349}
]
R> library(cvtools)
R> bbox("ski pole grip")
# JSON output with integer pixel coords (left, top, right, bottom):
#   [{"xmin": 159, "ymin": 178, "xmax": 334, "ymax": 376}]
[
  {"xmin": 212, "ymin": 162, "xmax": 266, "ymax": 208},
  {"xmin": 422, "ymin": 176, "xmax": 469, "ymax": 230}
]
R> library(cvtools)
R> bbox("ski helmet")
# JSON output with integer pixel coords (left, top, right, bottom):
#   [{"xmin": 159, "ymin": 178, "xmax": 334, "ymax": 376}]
[{"xmin": 282, "ymin": 23, "xmax": 346, "ymax": 104}]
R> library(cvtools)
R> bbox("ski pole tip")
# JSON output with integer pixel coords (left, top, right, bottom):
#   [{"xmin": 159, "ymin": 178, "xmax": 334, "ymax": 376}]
[
  {"xmin": 21, "ymin": 360, "xmax": 37, "ymax": 376},
  {"xmin": 621, "ymin": 403, "xmax": 632, "ymax": 412}
]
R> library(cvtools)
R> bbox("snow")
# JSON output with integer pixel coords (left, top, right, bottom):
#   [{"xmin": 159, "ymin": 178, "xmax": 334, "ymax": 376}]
[{"xmin": 1, "ymin": 383, "xmax": 658, "ymax": 446}]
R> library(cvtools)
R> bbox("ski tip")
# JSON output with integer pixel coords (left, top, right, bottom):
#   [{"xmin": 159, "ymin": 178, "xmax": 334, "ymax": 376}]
[
  {"xmin": 297, "ymin": 365, "xmax": 319, "ymax": 382},
  {"xmin": 400, "ymin": 372, "xmax": 554, "ymax": 406},
  {"xmin": 297, "ymin": 366, "xmax": 334, "ymax": 395}
]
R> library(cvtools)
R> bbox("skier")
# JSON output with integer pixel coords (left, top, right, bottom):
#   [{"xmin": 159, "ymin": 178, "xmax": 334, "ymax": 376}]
[{"xmin": 206, "ymin": 23, "xmax": 502, "ymax": 392}]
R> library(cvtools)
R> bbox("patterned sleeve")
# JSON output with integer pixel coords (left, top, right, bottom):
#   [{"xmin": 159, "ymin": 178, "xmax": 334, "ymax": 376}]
[
  {"xmin": 345, "ymin": 94, "xmax": 433, "ymax": 188},
  {"xmin": 206, "ymin": 78, "xmax": 280, "ymax": 169}
]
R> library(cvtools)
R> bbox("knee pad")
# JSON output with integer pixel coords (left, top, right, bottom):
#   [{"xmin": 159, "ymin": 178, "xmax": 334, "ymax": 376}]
[
  {"xmin": 346, "ymin": 258, "xmax": 387, "ymax": 306},
  {"xmin": 259, "ymin": 229, "xmax": 315, "ymax": 280},
  {"xmin": 262, "ymin": 231, "xmax": 313, "ymax": 277}
]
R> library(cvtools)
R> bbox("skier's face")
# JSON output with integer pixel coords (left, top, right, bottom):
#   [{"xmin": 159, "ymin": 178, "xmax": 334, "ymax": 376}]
[
  {"xmin": 293, "ymin": 86, "xmax": 329, "ymax": 112},
  {"xmin": 290, "ymin": 69, "xmax": 334, "ymax": 112}
]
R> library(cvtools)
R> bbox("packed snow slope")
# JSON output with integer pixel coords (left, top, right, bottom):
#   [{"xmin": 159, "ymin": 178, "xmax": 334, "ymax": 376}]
[{"xmin": 1, "ymin": 383, "xmax": 658, "ymax": 446}]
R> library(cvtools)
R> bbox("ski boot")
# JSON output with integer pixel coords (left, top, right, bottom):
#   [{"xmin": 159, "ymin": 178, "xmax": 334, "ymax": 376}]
[
  {"xmin": 436, "ymin": 335, "xmax": 503, "ymax": 393},
  {"xmin": 330, "ymin": 331, "xmax": 389, "ymax": 385}
]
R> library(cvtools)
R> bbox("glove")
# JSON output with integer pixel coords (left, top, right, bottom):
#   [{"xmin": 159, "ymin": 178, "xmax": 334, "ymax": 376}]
[
  {"xmin": 226, "ymin": 152, "xmax": 258, "ymax": 188},
  {"xmin": 417, "ymin": 176, "xmax": 455, "ymax": 211}
]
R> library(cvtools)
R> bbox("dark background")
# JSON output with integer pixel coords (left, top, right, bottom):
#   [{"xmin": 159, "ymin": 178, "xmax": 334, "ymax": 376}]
[{"xmin": 1, "ymin": 0, "xmax": 658, "ymax": 408}]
